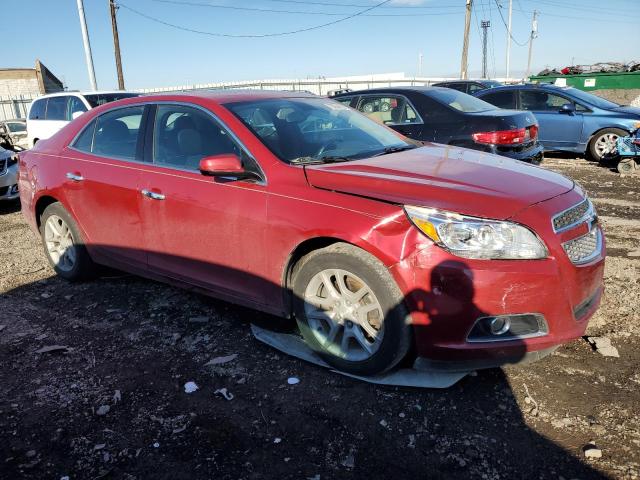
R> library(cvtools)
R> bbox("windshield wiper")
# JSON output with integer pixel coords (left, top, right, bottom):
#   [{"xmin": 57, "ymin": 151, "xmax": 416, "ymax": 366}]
[
  {"xmin": 290, "ymin": 156, "xmax": 352, "ymax": 165},
  {"xmin": 371, "ymin": 145, "xmax": 418, "ymax": 157}
]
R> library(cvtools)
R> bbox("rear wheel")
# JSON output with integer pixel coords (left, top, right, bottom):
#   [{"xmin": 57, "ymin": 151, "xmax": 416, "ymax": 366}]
[
  {"xmin": 589, "ymin": 128, "xmax": 626, "ymax": 161},
  {"xmin": 292, "ymin": 243, "xmax": 411, "ymax": 376},
  {"xmin": 40, "ymin": 203, "xmax": 95, "ymax": 281}
]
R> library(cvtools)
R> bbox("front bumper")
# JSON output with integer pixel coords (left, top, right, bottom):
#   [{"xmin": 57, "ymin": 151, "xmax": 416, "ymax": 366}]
[
  {"xmin": 0, "ymin": 162, "xmax": 19, "ymax": 201},
  {"xmin": 389, "ymin": 189, "xmax": 605, "ymax": 370}
]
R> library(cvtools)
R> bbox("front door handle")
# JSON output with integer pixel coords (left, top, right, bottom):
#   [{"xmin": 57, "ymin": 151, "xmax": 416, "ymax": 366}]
[
  {"xmin": 141, "ymin": 189, "xmax": 166, "ymax": 201},
  {"xmin": 66, "ymin": 172, "xmax": 83, "ymax": 182}
]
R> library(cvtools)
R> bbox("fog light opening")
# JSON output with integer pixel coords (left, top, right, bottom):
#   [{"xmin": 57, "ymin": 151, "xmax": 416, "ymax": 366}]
[{"xmin": 489, "ymin": 316, "xmax": 511, "ymax": 336}]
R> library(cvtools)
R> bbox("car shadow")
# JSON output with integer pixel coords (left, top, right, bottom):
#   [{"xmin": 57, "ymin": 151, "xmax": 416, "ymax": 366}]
[
  {"xmin": 0, "ymin": 199, "xmax": 20, "ymax": 215},
  {"xmin": 0, "ymin": 245, "xmax": 611, "ymax": 479}
]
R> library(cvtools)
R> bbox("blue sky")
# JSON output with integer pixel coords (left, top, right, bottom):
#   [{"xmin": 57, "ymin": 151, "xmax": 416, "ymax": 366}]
[{"xmin": 4, "ymin": 0, "xmax": 639, "ymax": 91}]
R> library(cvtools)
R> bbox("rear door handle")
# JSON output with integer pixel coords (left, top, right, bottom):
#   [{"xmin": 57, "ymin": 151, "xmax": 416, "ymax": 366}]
[
  {"xmin": 66, "ymin": 172, "xmax": 83, "ymax": 182},
  {"xmin": 141, "ymin": 189, "xmax": 166, "ymax": 201}
]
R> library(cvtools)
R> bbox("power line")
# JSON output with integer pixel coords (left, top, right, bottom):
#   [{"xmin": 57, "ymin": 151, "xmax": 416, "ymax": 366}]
[
  {"xmin": 149, "ymin": 0, "xmax": 463, "ymax": 17},
  {"xmin": 493, "ymin": 0, "xmax": 528, "ymax": 46},
  {"xmin": 116, "ymin": 0, "xmax": 400, "ymax": 37},
  {"xmin": 265, "ymin": 0, "xmax": 463, "ymax": 9}
]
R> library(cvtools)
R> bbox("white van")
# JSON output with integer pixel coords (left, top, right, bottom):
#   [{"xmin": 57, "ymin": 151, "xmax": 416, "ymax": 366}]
[{"xmin": 26, "ymin": 91, "xmax": 140, "ymax": 147}]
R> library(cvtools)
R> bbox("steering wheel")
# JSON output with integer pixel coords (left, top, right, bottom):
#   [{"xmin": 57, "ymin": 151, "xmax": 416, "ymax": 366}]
[{"xmin": 315, "ymin": 140, "xmax": 340, "ymax": 158}]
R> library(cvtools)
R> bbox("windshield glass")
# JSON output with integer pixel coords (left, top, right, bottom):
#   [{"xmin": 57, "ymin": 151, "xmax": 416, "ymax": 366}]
[
  {"xmin": 429, "ymin": 89, "xmax": 496, "ymax": 113},
  {"xmin": 226, "ymin": 97, "xmax": 411, "ymax": 163},
  {"xmin": 83, "ymin": 93, "xmax": 141, "ymax": 108},
  {"xmin": 7, "ymin": 122, "xmax": 26, "ymax": 132},
  {"xmin": 563, "ymin": 87, "xmax": 620, "ymax": 109}
]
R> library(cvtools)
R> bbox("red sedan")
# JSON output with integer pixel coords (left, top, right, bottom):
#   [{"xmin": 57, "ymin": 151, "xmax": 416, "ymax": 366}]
[{"xmin": 19, "ymin": 91, "xmax": 605, "ymax": 376}]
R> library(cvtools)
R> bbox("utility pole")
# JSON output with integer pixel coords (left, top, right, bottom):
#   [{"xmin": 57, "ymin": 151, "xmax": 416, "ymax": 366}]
[
  {"xmin": 525, "ymin": 10, "xmax": 538, "ymax": 79},
  {"xmin": 460, "ymin": 0, "xmax": 473, "ymax": 79},
  {"xmin": 417, "ymin": 51, "xmax": 424, "ymax": 77},
  {"xmin": 76, "ymin": 0, "xmax": 98, "ymax": 91},
  {"xmin": 505, "ymin": 0, "xmax": 513, "ymax": 79},
  {"xmin": 481, "ymin": 20, "xmax": 490, "ymax": 79},
  {"xmin": 109, "ymin": 0, "xmax": 125, "ymax": 90}
]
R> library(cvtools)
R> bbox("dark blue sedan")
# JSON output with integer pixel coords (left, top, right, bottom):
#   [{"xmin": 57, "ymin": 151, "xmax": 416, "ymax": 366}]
[{"xmin": 475, "ymin": 84, "xmax": 640, "ymax": 161}]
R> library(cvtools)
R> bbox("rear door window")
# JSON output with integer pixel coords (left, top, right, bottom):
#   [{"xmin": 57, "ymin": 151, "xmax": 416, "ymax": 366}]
[
  {"xmin": 46, "ymin": 96, "xmax": 68, "ymax": 121},
  {"xmin": 92, "ymin": 106, "xmax": 144, "ymax": 160},
  {"xmin": 29, "ymin": 99, "xmax": 47, "ymax": 120},
  {"xmin": 356, "ymin": 95, "xmax": 421, "ymax": 125},
  {"xmin": 479, "ymin": 90, "xmax": 516, "ymax": 109}
]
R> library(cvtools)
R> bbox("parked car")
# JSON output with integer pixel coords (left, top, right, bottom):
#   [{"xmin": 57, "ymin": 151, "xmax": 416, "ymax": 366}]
[
  {"xmin": 19, "ymin": 91, "xmax": 604, "ymax": 376},
  {"xmin": 332, "ymin": 87, "xmax": 543, "ymax": 164},
  {"xmin": 432, "ymin": 79, "xmax": 502, "ymax": 95},
  {"xmin": 0, "ymin": 119, "xmax": 28, "ymax": 150},
  {"xmin": 0, "ymin": 146, "xmax": 19, "ymax": 201},
  {"xmin": 27, "ymin": 91, "xmax": 141, "ymax": 148},
  {"xmin": 475, "ymin": 83, "xmax": 640, "ymax": 161}
]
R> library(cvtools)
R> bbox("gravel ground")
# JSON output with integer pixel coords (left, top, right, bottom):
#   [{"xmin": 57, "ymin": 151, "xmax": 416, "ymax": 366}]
[{"xmin": 0, "ymin": 157, "xmax": 638, "ymax": 480}]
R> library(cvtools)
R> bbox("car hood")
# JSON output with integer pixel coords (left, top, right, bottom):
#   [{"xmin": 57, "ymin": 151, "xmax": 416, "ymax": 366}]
[
  {"xmin": 304, "ymin": 145, "xmax": 574, "ymax": 220},
  {"xmin": 610, "ymin": 105, "xmax": 640, "ymax": 117}
]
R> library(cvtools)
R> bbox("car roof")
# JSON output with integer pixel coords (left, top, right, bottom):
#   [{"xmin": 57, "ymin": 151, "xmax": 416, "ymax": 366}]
[
  {"xmin": 332, "ymin": 86, "xmax": 455, "ymax": 96},
  {"xmin": 83, "ymin": 89, "xmax": 321, "ymax": 113},
  {"xmin": 477, "ymin": 83, "xmax": 569, "ymax": 92},
  {"xmin": 33, "ymin": 90, "xmax": 140, "ymax": 99}
]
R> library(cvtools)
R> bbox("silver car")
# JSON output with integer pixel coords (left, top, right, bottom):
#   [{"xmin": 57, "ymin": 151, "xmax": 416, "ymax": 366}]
[{"xmin": 0, "ymin": 147, "xmax": 19, "ymax": 201}]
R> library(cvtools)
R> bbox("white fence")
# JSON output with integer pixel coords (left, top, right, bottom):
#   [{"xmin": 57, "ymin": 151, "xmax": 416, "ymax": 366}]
[
  {"xmin": 0, "ymin": 75, "xmax": 518, "ymax": 122},
  {"xmin": 0, "ymin": 95, "xmax": 34, "ymax": 122},
  {"xmin": 137, "ymin": 76, "xmax": 471, "ymax": 96}
]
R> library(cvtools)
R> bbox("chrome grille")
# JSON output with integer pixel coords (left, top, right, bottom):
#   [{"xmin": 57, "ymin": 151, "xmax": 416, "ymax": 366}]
[
  {"xmin": 0, "ymin": 158, "xmax": 6, "ymax": 175},
  {"xmin": 552, "ymin": 199, "xmax": 591, "ymax": 232},
  {"xmin": 562, "ymin": 229, "xmax": 600, "ymax": 264}
]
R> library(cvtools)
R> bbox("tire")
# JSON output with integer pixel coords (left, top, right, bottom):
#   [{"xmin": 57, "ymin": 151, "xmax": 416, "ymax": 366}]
[
  {"xmin": 291, "ymin": 242, "xmax": 411, "ymax": 376},
  {"xmin": 618, "ymin": 158, "xmax": 637, "ymax": 174},
  {"xmin": 40, "ymin": 202, "xmax": 95, "ymax": 281},
  {"xmin": 589, "ymin": 128, "xmax": 627, "ymax": 161}
]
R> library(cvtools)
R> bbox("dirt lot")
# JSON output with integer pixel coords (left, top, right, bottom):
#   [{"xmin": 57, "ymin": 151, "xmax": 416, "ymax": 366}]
[{"xmin": 1, "ymin": 157, "xmax": 639, "ymax": 480}]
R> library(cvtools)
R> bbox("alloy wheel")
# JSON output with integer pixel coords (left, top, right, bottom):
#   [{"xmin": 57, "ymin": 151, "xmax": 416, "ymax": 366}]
[
  {"xmin": 44, "ymin": 215, "xmax": 77, "ymax": 272},
  {"xmin": 594, "ymin": 133, "xmax": 619, "ymax": 158},
  {"xmin": 303, "ymin": 268, "xmax": 384, "ymax": 361}
]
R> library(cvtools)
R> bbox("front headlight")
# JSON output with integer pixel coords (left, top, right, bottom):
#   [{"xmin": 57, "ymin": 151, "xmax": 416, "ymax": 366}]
[{"xmin": 404, "ymin": 205, "xmax": 548, "ymax": 260}]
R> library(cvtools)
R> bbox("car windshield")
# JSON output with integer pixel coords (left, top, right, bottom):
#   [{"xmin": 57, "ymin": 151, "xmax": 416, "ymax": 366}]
[
  {"xmin": 562, "ymin": 87, "xmax": 620, "ymax": 109},
  {"xmin": 429, "ymin": 89, "xmax": 496, "ymax": 113},
  {"xmin": 83, "ymin": 93, "xmax": 141, "ymax": 108},
  {"xmin": 226, "ymin": 97, "xmax": 413, "ymax": 163},
  {"xmin": 7, "ymin": 122, "xmax": 26, "ymax": 132}
]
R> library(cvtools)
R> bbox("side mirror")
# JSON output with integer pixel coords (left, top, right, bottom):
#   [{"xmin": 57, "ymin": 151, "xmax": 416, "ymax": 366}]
[
  {"xmin": 199, "ymin": 154, "xmax": 248, "ymax": 178},
  {"xmin": 559, "ymin": 103, "xmax": 575, "ymax": 114},
  {"xmin": 72, "ymin": 111, "xmax": 84, "ymax": 120}
]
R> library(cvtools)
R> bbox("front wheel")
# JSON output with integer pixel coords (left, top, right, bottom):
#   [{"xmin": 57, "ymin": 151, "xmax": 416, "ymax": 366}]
[
  {"xmin": 589, "ymin": 128, "xmax": 626, "ymax": 161},
  {"xmin": 292, "ymin": 243, "xmax": 411, "ymax": 376},
  {"xmin": 40, "ymin": 202, "xmax": 95, "ymax": 281}
]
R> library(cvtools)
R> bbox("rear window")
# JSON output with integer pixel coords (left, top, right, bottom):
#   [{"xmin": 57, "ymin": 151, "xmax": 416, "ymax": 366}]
[
  {"xmin": 83, "ymin": 93, "xmax": 141, "ymax": 108},
  {"xmin": 28, "ymin": 99, "xmax": 46, "ymax": 120},
  {"xmin": 7, "ymin": 122, "xmax": 26, "ymax": 132},
  {"xmin": 429, "ymin": 90, "xmax": 495, "ymax": 113},
  {"xmin": 480, "ymin": 90, "xmax": 516, "ymax": 109}
]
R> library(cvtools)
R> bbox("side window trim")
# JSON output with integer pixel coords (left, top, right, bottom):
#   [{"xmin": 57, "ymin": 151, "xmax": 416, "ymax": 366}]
[
  {"xmin": 144, "ymin": 101, "xmax": 267, "ymax": 184},
  {"xmin": 355, "ymin": 93, "xmax": 424, "ymax": 126}
]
